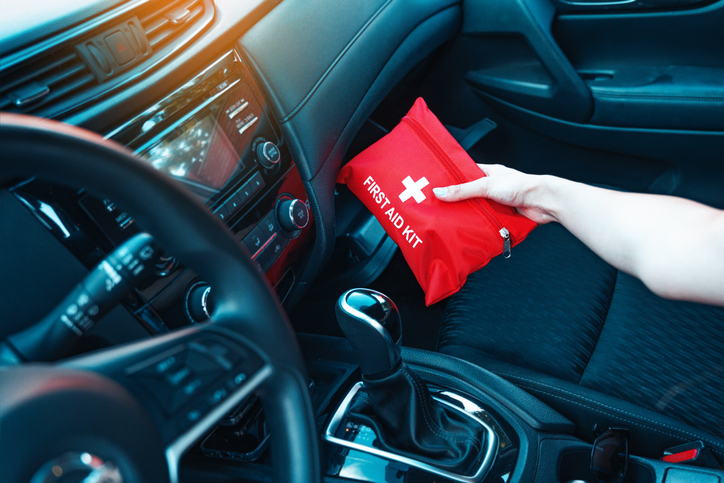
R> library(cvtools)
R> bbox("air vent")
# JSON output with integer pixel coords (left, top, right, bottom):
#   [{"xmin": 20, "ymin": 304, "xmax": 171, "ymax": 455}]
[
  {"xmin": 138, "ymin": 0, "xmax": 206, "ymax": 51},
  {"xmin": 0, "ymin": 47, "xmax": 96, "ymax": 114},
  {"xmin": 0, "ymin": 0, "xmax": 214, "ymax": 119}
]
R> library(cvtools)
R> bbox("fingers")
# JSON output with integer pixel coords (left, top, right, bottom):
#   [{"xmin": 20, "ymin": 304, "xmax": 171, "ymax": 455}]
[
  {"xmin": 433, "ymin": 177, "xmax": 488, "ymax": 202},
  {"xmin": 477, "ymin": 163, "xmax": 518, "ymax": 177}
]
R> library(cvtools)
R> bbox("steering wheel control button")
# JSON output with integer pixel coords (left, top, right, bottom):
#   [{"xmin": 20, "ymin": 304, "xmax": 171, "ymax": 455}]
[
  {"xmin": 233, "ymin": 372, "xmax": 248, "ymax": 386},
  {"xmin": 277, "ymin": 198, "xmax": 309, "ymax": 232},
  {"xmin": 208, "ymin": 387, "xmax": 229, "ymax": 406},
  {"xmin": 166, "ymin": 367, "xmax": 192, "ymax": 387},
  {"xmin": 104, "ymin": 31, "xmax": 136, "ymax": 66},
  {"xmin": 256, "ymin": 141, "xmax": 281, "ymax": 169}
]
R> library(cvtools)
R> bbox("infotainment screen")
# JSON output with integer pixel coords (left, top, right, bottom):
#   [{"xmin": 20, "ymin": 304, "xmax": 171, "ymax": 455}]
[{"xmin": 140, "ymin": 111, "xmax": 244, "ymax": 199}]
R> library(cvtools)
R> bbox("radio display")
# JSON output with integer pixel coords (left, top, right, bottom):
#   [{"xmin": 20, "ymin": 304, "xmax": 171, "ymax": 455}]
[{"xmin": 140, "ymin": 110, "xmax": 244, "ymax": 199}]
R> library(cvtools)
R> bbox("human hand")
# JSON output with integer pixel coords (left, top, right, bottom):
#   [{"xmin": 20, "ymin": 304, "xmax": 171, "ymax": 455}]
[{"xmin": 432, "ymin": 164, "xmax": 557, "ymax": 224}]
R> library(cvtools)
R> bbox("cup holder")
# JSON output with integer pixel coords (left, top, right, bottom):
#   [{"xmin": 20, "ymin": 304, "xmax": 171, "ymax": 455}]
[{"xmin": 558, "ymin": 449, "xmax": 655, "ymax": 483}]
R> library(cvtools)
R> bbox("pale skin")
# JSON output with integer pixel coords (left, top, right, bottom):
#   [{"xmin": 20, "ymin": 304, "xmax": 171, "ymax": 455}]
[{"xmin": 432, "ymin": 164, "xmax": 724, "ymax": 307}]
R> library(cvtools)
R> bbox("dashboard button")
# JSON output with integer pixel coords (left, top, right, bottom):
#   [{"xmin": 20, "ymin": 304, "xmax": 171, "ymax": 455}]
[
  {"xmin": 277, "ymin": 198, "xmax": 309, "ymax": 232},
  {"xmin": 104, "ymin": 31, "xmax": 135, "ymax": 65},
  {"xmin": 268, "ymin": 236, "xmax": 289, "ymax": 264},
  {"xmin": 247, "ymin": 172, "xmax": 265, "ymax": 194},
  {"xmin": 259, "ymin": 211, "xmax": 278, "ymax": 239},
  {"xmin": 256, "ymin": 141, "xmax": 280, "ymax": 169},
  {"xmin": 225, "ymin": 192, "xmax": 244, "ymax": 215},
  {"xmin": 243, "ymin": 227, "xmax": 267, "ymax": 258},
  {"xmin": 256, "ymin": 249, "xmax": 273, "ymax": 272},
  {"xmin": 215, "ymin": 204, "xmax": 231, "ymax": 222},
  {"xmin": 236, "ymin": 185, "xmax": 253, "ymax": 205}
]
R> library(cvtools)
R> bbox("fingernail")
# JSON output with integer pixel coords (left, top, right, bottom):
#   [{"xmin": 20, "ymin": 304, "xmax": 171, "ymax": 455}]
[{"xmin": 433, "ymin": 187, "xmax": 448, "ymax": 197}]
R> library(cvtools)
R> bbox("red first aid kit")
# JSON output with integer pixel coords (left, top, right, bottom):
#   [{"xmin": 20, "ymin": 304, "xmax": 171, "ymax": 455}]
[{"xmin": 337, "ymin": 98, "xmax": 537, "ymax": 305}]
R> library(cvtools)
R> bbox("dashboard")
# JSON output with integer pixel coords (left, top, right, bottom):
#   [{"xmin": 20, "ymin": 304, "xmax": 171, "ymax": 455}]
[
  {"xmin": 0, "ymin": 0, "xmax": 460, "ymax": 341},
  {"xmin": 10, "ymin": 48, "xmax": 314, "ymax": 333}
]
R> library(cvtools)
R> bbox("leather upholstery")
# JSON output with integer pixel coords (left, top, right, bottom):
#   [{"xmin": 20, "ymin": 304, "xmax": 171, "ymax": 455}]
[
  {"xmin": 438, "ymin": 223, "xmax": 724, "ymax": 464},
  {"xmin": 349, "ymin": 361, "xmax": 484, "ymax": 473}
]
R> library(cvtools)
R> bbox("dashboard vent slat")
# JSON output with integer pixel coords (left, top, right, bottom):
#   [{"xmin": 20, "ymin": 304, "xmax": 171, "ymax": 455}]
[
  {"xmin": 0, "ymin": 49, "xmax": 96, "ymax": 113},
  {"xmin": 0, "ymin": 0, "xmax": 214, "ymax": 118},
  {"xmin": 140, "ymin": 0, "xmax": 204, "ymax": 51}
]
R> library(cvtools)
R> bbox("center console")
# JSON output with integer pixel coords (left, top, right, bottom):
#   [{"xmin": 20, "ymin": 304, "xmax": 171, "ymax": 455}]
[{"xmin": 12, "ymin": 49, "xmax": 314, "ymax": 333}]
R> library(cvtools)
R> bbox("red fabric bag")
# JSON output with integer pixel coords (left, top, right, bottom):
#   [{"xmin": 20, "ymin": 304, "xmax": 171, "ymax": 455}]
[{"xmin": 337, "ymin": 98, "xmax": 537, "ymax": 305}]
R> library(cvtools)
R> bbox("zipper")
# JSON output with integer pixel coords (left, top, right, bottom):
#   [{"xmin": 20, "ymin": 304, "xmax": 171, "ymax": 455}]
[{"xmin": 402, "ymin": 115, "xmax": 513, "ymax": 257}]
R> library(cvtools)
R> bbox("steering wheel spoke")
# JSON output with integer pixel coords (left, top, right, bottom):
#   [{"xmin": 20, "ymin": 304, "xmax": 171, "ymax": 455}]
[
  {"xmin": 0, "ymin": 114, "xmax": 320, "ymax": 483},
  {"xmin": 63, "ymin": 324, "xmax": 272, "ymax": 482}
]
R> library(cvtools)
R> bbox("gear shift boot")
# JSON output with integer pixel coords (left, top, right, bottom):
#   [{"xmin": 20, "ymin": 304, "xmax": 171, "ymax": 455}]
[
  {"xmin": 330, "ymin": 289, "xmax": 498, "ymax": 482},
  {"xmin": 350, "ymin": 361, "xmax": 485, "ymax": 473},
  {"xmin": 325, "ymin": 381, "xmax": 499, "ymax": 482}
]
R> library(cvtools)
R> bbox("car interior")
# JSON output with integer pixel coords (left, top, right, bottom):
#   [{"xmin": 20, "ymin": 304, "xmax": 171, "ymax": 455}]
[{"xmin": 1, "ymin": 0, "xmax": 723, "ymax": 482}]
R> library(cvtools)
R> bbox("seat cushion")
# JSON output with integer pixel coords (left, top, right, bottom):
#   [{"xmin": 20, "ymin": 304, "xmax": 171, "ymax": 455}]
[
  {"xmin": 438, "ymin": 223, "xmax": 617, "ymax": 383},
  {"xmin": 438, "ymin": 223, "xmax": 724, "ymax": 460},
  {"xmin": 579, "ymin": 272, "xmax": 724, "ymax": 439}
]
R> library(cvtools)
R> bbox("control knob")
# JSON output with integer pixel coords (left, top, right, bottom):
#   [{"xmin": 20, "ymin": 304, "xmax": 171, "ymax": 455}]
[
  {"xmin": 276, "ymin": 198, "xmax": 309, "ymax": 232},
  {"xmin": 256, "ymin": 141, "xmax": 280, "ymax": 169},
  {"xmin": 185, "ymin": 282, "xmax": 214, "ymax": 323}
]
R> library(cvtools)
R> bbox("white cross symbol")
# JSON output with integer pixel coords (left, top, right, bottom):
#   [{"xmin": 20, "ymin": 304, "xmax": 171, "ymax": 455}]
[{"xmin": 399, "ymin": 176, "xmax": 429, "ymax": 204}]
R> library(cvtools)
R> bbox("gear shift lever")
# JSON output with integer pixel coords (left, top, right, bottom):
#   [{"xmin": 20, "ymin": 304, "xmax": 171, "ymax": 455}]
[
  {"xmin": 336, "ymin": 289, "xmax": 484, "ymax": 474},
  {"xmin": 335, "ymin": 289, "xmax": 401, "ymax": 376}
]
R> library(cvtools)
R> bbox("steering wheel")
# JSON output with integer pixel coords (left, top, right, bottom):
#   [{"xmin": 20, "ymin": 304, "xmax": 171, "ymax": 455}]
[{"xmin": 0, "ymin": 114, "xmax": 320, "ymax": 483}]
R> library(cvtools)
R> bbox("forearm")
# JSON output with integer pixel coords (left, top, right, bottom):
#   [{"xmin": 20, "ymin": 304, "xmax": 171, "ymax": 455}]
[{"xmin": 539, "ymin": 176, "xmax": 724, "ymax": 305}]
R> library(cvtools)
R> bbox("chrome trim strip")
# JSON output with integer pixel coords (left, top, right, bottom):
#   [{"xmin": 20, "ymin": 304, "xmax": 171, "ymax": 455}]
[
  {"xmin": 166, "ymin": 364, "xmax": 272, "ymax": 483},
  {"xmin": 324, "ymin": 382, "xmax": 499, "ymax": 483},
  {"xmin": 228, "ymin": 101, "xmax": 249, "ymax": 120},
  {"xmin": 238, "ymin": 116, "xmax": 258, "ymax": 135},
  {"xmin": 251, "ymin": 232, "xmax": 277, "ymax": 260},
  {"xmin": 132, "ymin": 77, "xmax": 241, "ymax": 154},
  {"xmin": 105, "ymin": 50, "xmax": 238, "ymax": 140}
]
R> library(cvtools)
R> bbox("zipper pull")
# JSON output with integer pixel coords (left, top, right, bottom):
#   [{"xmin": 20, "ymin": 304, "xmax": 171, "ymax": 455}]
[{"xmin": 499, "ymin": 228, "xmax": 511, "ymax": 259}]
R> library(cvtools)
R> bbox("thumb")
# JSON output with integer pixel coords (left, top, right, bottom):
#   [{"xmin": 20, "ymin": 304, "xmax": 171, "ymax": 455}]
[{"xmin": 433, "ymin": 177, "xmax": 489, "ymax": 202}]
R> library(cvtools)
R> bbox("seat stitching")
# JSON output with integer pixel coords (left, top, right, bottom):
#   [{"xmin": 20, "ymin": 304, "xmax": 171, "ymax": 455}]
[
  {"xmin": 495, "ymin": 371, "xmax": 724, "ymax": 457},
  {"xmin": 517, "ymin": 383, "xmax": 724, "ymax": 458},
  {"xmin": 402, "ymin": 366, "xmax": 481, "ymax": 449},
  {"xmin": 403, "ymin": 367, "xmax": 480, "ymax": 447},
  {"xmin": 577, "ymin": 269, "xmax": 618, "ymax": 384}
]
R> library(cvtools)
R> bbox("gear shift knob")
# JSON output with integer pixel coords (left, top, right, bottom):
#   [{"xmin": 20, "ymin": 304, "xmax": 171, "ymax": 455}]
[{"xmin": 336, "ymin": 288, "xmax": 402, "ymax": 377}]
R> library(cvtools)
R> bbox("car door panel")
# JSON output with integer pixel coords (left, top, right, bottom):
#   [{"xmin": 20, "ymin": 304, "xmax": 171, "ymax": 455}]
[
  {"xmin": 461, "ymin": 0, "xmax": 593, "ymax": 123},
  {"xmin": 406, "ymin": 0, "xmax": 724, "ymax": 191}
]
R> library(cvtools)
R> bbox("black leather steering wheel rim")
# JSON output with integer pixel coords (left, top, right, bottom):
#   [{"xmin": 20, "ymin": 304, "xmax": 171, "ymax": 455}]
[{"xmin": 0, "ymin": 114, "xmax": 320, "ymax": 483}]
